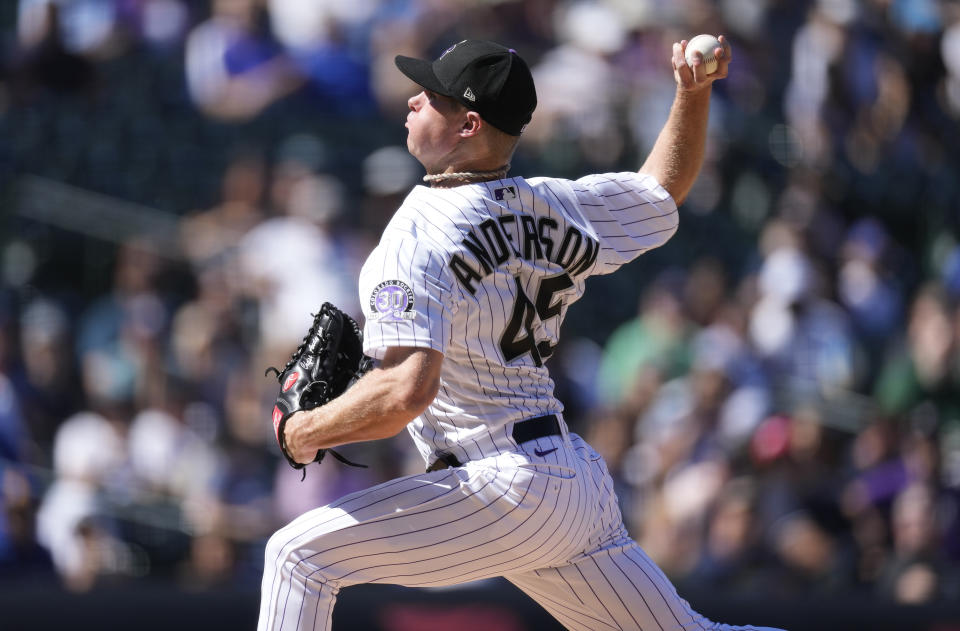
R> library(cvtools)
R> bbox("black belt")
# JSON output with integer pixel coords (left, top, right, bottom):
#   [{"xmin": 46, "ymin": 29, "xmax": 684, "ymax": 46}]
[
  {"xmin": 512, "ymin": 413, "xmax": 561, "ymax": 444},
  {"xmin": 426, "ymin": 414, "xmax": 561, "ymax": 472}
]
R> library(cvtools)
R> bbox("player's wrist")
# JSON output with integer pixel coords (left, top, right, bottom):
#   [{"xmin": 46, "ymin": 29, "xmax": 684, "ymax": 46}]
[
  {"xmin": 675, "ymin": 83, "xmax": 713, "ymax": 99},
  {"xmin": 284, "ymin": 410, "xmax": 314, "ymax": 464},
  {"xmin": 670, "ymin": 86, "xmax": 713, "ymax": 118}
]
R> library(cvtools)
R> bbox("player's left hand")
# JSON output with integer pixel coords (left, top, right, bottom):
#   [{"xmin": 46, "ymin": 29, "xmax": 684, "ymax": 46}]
[
  {"xmin": 265, "ymin": 302, "xmax": 372, "ymax": 475},
  {"xmin": 673, "ymin": 35, "xmax": 732, "ymax": 92}
]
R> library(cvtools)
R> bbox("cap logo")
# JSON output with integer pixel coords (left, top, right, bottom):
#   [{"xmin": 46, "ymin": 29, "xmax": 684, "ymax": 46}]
[
  {"xmin": 441, "ymin": 40, "xmax": 467, "ymax": 59},
  {"xmin": 463, "ymin": 87, "xmax": 476, "ymax": 102}
]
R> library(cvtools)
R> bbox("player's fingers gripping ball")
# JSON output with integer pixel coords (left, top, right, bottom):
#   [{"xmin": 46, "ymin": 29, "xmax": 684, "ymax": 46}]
[
  {"xmin": 685, "ymin": 34, "xmax": 722, "ymax": 74},
  {"xmin": 265, "ymin": 302, "xmax": 373, "ymax": 474},
  {"xmin": 675, "ymin": 34, "xmax": 732, "ymax": 88}
]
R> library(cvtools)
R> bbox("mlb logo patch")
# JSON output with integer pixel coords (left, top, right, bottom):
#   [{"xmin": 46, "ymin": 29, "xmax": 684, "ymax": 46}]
[{"xmin": 494, "ymin": 186, "xmax": 517, "ymax": 201}]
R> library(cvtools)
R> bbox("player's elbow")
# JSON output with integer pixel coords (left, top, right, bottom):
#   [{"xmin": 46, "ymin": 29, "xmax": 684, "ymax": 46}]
[
  {"xmin": 640, "ymin": 199, "xmax": 681, "ymax": 250},
  {"xmin": 661, "ymin": 178, "xmax": 692, "ymax": 207},
  {"xmin": 657, "ymin": 206, "xmax": 681, "ymax": 244},
  {"xmin": 393, "ymin": 371, "xmax": 440, "ymax": 419},
  {"xmin": 374, "ymin": 347, "xmax": 443, "ymax": 437},
  {"xmin": 373, "ymin": 380, "xmax": 438, "ymax": 440}
]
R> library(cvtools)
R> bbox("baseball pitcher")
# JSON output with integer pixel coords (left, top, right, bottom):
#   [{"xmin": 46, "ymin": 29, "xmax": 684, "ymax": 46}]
[{"xmin": 258, "ymin": 37, "xmax": 785, "ymax": 631}]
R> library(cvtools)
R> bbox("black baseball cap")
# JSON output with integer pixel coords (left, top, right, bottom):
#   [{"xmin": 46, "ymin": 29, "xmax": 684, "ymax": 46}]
[{"xmin": 395, "ymin": 40, "xmax": 537, "ymax": 136}]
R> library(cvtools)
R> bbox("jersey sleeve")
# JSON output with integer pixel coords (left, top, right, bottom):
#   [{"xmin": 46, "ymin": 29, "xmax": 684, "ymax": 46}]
[
  {"xmin": 358, "ymin": 234, "xmax": 458, "ymax": 360},
  {"xmin": 572, "ymin": 172, "xmax": 679, "ymax": 275}
]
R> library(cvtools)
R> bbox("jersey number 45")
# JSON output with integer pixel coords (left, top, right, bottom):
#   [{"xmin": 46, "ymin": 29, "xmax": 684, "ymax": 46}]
[{"xmin": 499, "ymin": 272, "xmax": 574, "ymax": 367}]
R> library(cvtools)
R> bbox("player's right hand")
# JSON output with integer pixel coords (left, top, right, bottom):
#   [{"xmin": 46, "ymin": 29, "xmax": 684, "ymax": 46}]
[{"xmin": 672, "ymin": 36, "xmax": 732, "ymax": 91}]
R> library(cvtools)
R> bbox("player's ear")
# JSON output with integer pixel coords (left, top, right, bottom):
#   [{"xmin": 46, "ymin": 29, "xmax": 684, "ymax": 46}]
[{"xmin": 460, "ymin": 111, "xmax": 482, "ymax": 138}]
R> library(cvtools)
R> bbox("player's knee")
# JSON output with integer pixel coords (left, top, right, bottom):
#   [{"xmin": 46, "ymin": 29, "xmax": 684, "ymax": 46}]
[
  {"xmin": 264, "ymin": 529, "xmax": 331, "ymax": 583},
  {"xmin": 263, "ymin": 529, "xmax": 299, "ymax": 574}
]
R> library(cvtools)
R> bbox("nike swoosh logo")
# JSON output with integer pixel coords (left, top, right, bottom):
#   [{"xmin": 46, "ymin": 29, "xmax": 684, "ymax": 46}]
[{"xmin": 533, "ymin": 447, "xmax": 558, "ymax": 457}]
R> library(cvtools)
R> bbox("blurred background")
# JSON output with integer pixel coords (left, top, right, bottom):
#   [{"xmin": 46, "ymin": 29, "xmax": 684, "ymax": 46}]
[{"xmin": 1, "ymin": 0, "xmax": 960, "ymax": 629}]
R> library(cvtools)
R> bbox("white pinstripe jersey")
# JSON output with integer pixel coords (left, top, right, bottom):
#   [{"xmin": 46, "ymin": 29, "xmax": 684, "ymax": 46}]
[{"xmin": 359, "ymin": 172, "xmax": 677, "ymax": 466}]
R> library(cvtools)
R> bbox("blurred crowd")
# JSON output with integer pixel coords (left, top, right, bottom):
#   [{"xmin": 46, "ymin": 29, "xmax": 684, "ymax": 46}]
[{"xmin": 2, "ymin": 0, "xmax": 960, "ymax": 608}]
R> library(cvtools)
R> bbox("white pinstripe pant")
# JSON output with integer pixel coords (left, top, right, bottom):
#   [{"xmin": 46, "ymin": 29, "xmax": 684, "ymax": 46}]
[{"xmin": 258, "ymin": 433, "xmax": 783, "ymax": 631}]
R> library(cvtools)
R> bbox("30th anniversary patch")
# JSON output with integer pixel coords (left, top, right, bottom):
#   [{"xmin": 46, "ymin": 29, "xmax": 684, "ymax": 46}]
[{"xmin": 369, "ymin": 280, "xmax": 415, "ymax": 322}]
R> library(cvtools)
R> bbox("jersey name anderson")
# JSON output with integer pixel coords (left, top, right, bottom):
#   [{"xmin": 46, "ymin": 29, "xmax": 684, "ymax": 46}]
[
  {"xmin": 359, "ymin": 172, "xmax": 678, "ymax": 466},
  {"xmin": 449, "ymin": 209, "xmax": 600, "ymax": 294}
]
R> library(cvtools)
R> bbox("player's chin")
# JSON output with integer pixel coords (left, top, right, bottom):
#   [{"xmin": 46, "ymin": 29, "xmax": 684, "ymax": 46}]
[{"xmin": 405, "ymin": 135, "xmax": 422, "ymax": 157}]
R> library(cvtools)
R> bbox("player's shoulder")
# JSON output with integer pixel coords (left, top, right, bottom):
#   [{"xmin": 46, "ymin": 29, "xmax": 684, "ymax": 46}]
[
  {"xmin": 572, "ymin": 171, "xmax": 662, "ymax": 194},
  {"xmin": 392, "ymin": 182, "xmax": 512, "ymax": 231},
  {"xmin": 378, "ymin": 186, "xmax": 465, "ymax": 250},
  {"xmin": 565, "ymin": 172, "xmax": 676, "ymax": 215},
  {"xmin": 522, "ymin": 171, "xmax": 661, "ymax": 199}
]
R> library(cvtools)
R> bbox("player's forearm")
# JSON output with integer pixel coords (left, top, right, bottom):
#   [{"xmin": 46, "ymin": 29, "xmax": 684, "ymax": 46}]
[
  {"xmin": 285, "ymin": 348, "xmax": 442, "ymax": 457},
  {"xmin": 639, "ymin": 87, "xmax": 711, "ymax": 206},
  {"xmin": 297, "ymin": 371, "xmax": 428, "ymax": 448}
]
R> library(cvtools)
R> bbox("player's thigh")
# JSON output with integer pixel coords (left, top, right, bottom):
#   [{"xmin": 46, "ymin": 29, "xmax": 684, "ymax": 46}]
[
  {"xmin": 264, "ymin": 467, "xmax": 467, "ymax": 577},
  {"xmin": 264, "ymin": 460, "xmax": 581, "ymax": 589}
]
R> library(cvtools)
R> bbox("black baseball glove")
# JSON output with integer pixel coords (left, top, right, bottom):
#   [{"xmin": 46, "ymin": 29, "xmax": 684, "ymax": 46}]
[{"xmin": 266, "ymin": 302, "xmax": 374, "ymax": 474}]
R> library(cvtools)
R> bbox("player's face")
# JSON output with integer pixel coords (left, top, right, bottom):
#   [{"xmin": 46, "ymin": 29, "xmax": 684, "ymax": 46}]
[{"xmin": 405, "ymin": 90, "xmax": 466, "ymax": 173}]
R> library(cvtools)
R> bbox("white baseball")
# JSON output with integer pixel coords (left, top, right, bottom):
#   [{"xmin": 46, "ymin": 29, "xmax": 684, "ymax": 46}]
[{"xmin": 685, "ymin": 34, "xmax": 721, "ymax": 75}]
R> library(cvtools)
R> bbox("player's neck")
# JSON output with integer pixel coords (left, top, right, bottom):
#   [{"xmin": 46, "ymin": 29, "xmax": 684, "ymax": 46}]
[
  {"xmin": 423, "ymin": 163, "xmax": 511, "ymax": 188},
  {"xmin": 422, "ymin": 140, "xmax": 512, "ymax": 188}
]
